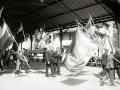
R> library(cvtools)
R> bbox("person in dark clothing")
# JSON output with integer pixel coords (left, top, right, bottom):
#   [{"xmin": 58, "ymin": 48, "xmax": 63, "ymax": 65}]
[
  {"xmin": 0, "ymin": 49, "xmax": 3, "ymax": 72},
  {"xmin": 100, "ymin": 49, "xmax": 108, "ymax": 80},
  {"xmin": 45, "ymin": 47, "xmax": 55, "ymax": 77},
  {"xmin": 3, "ymin": 51, "xmax": 7, "ymax": 66},
  {"xmin": 13, "ymin": 53, "xmax": 17, "ymax": 68},
  {"xmin": 53, "ymin": 47, "xmax": 62, "ymax": 75},
  {"xmin": 5, "ymin": 49, "xmax": 13, "ymax": 66},
  {"xmin": 113, "ymin": 51, "xmax": 120, "ymax": 79},
  {"xmin": 0, "ymin": 54, "xmax": 3, "ymax": 72}
]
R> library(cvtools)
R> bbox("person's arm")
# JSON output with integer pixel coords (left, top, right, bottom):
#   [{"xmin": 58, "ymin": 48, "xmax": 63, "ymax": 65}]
[{"xmin": 112, "ymin": 56, "xmax": 120, "ymax": 64}]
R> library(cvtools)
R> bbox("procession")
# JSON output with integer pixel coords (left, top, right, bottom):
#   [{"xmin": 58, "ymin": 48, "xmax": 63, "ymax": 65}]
[{"xmin": 0, "ymin": 0, "xmax": 120, "ymax": 90}]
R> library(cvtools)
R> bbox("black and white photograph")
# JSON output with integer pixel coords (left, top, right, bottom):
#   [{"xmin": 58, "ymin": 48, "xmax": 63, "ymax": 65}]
[{"xmin": 0, "ymin": 0, "xmax": 120, "ymax": 90}]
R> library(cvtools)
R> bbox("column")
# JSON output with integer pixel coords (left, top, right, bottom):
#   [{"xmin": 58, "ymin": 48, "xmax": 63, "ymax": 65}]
[{"xmin": 59, "ymin": 28, "xmax": 63, "ymax": 48}]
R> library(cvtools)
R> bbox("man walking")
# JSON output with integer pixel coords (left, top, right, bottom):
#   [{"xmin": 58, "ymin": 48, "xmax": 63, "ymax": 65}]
[
  {"xmin": 45, "ymin": 47, "xmax": 55, "ymax": 77},
  {"xmin": 100, "ymin": 49, "xmax": 108, "ymax": 80}
]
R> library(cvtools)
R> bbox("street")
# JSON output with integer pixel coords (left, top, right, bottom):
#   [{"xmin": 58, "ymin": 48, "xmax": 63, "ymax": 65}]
[{"xmin": 0, "ymin": 61, "xmax": 120, "ymax": 90}]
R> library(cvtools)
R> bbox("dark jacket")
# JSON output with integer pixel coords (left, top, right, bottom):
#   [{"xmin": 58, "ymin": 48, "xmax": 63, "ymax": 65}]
[
  {"xmin": 53, "ymin": 52, "xmax": 62, "ymax": 63},
  {"xmin": 114, "ymin": 53, "xmax": 120, "ymax": 68}
]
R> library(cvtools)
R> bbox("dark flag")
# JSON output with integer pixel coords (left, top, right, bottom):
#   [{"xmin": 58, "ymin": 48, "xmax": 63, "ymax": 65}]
[
  {"xmin": 15, "ymin": 22, "xmax": 25, "ymax": 44},
  {"xmin": 12, "ymin": 22, "xmax": 25, "ymax": 51}
]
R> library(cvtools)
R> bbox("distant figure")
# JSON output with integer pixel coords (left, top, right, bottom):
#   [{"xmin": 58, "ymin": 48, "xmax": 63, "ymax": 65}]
[
  {"xmin": 53, "ymin": 47, "xmax": 62, "ymax": 75},
  {"xmin": 45, "ymin": 47, "xmax": 55, "ymax": 77}
]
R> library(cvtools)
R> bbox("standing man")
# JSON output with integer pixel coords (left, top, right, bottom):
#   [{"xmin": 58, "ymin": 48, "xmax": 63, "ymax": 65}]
[
  {"xmin": 100, "ymin": 51, "xmax": 120, "ymax": 86},
  {"xmin": 113, "ymin": 51, "xmax": 120, "ymax": 79},
  {"xmin": 45, "ymin": 47, "xmax": 55, "ymax": 77},
  {"xmin": 53, "ymin": 47, "xmax": 62, "ymax": 75},
  {"xmin": 100, "ymin": 49, "xmax": 108, "ymax": 80}
]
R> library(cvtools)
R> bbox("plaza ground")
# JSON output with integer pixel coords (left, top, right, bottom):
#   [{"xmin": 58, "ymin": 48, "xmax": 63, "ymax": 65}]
[{"xmin": 0, "ymin": 61, "xmax": 120, "ymax": 90}]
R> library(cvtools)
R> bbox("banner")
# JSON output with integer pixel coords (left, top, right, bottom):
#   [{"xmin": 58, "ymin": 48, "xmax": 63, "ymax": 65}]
[
  {"xmin": 63, "ymin": 25, "xmax": 98, "ymax": 75},
  {"xmin": 12, "ymin": 22, "xmax": 25, "ymax": 51},
  {"xmin": 0, "ymin": 19, "xmax": 14, "ymax": 54}
]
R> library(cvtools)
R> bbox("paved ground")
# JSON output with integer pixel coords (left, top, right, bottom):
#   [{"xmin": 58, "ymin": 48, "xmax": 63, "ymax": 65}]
[{"xmin": 0, "ymin": 61, "xmax": 120, "ymax": 90}]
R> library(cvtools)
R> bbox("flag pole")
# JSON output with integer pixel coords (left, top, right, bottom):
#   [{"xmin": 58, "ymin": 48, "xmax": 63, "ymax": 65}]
[
  {"xmin": 89, "ymin": 14, "xmax": 94, "ymax": 25},
  {"xmin": 87, "ymin": 15, "xmax": 104, "ymax": 48}
]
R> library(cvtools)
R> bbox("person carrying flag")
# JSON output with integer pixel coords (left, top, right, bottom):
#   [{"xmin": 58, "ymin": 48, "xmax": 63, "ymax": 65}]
[
  {"xmin": 13, "ymin": 50, "xmax": 30, "ymax": 76},
  {"xmin": 100, "ymin": 51, "xmax": 120, "ymax": 86}
]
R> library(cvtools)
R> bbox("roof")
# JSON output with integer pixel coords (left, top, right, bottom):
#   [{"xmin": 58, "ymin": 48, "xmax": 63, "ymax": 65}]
[{"xmin": 0, "ymin": 0, "xmax": 120, "ymax": 34}]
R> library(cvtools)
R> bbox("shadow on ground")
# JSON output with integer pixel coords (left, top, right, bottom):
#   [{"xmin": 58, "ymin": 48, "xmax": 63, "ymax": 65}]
[
  {"xmin": 61, "ymin": 78, "xmax": 87, "ymax": 86},
  {"xmin": 93, "ymin": 73, "xmax": 100, "ymax": 78}
]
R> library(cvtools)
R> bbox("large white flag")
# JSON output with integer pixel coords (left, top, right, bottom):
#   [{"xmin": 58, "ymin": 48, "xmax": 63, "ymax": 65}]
[{"xmin": 63, "ymin": 25, "xmax": 98, "ymax": 75}]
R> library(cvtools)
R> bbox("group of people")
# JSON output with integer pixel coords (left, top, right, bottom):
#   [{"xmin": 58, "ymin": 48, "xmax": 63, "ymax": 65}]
[
  {"xmin": 100, "ymin": 49, "xmax": 120, "ymax": 86},
  {"xmin": 0, "ymin": 46, "xmax": 64, "ymax": 77},
  {"xmin": 45, "ymin": 47, "xmax": 64, "ymax": 77},
  {"xmin": 0, "ymin": 49, "xmax": 31, "ymax": 76}
]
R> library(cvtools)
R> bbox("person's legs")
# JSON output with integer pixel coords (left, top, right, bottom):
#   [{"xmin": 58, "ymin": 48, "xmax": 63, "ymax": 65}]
[
  {"xmin": 15, "ymin": 59, "xmax": 20, "ymax": 71},
  {"xmin": 101, "ymin": 65, "xmax": 107, "ymax": 77},
  {"xmin": 100, "ymin": 65, "xmax": 106, "ymax": 80},
  {"xmin": 14, "ymin": 60, "xmax": 21, "ymax": 75},
  {"xmin": 46, "ymin": 64, "xmax": 49, "ymax": 77},
  {"xmin": 24, "ymin": 61, "xmax": 30, "ymax": 73},
  {"xmin": 57, "ymin": 63, "xmax": 60, "ymax": 75},
  {"xmin": 0, "ymin": 60, "xmax": 3, "ymax": 71},
  {"xmin": 113, "ymin": 68, "xmax": 116, "ymax": 79},
  {"xmin": 116, "ymin": 68, "xmax": 120, "ymax": 79},
  {"xmin": 50, "ymin": 63, "xmax": 55, "ymax": 76},
  {"xmin": 109, "ymin": 68, "xmax": 115, "ymax": 85},
  {"xmin": 54, "ymin": 63, "xmax": 57, "ymax": 74},
  {"xmin": 6, "ymin": 58, "xmax": 10, "ymax": 66},
  {"xmin": 100, "ymin": 69, "xmax": 109, "ymax": 86},
  {"xmin": 9, "ymin": 59, "xmax": 14, "ymax": 68},
  {"xmin": 100, "ymin": 75, "xmax": 109, "ymax": 85}
]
